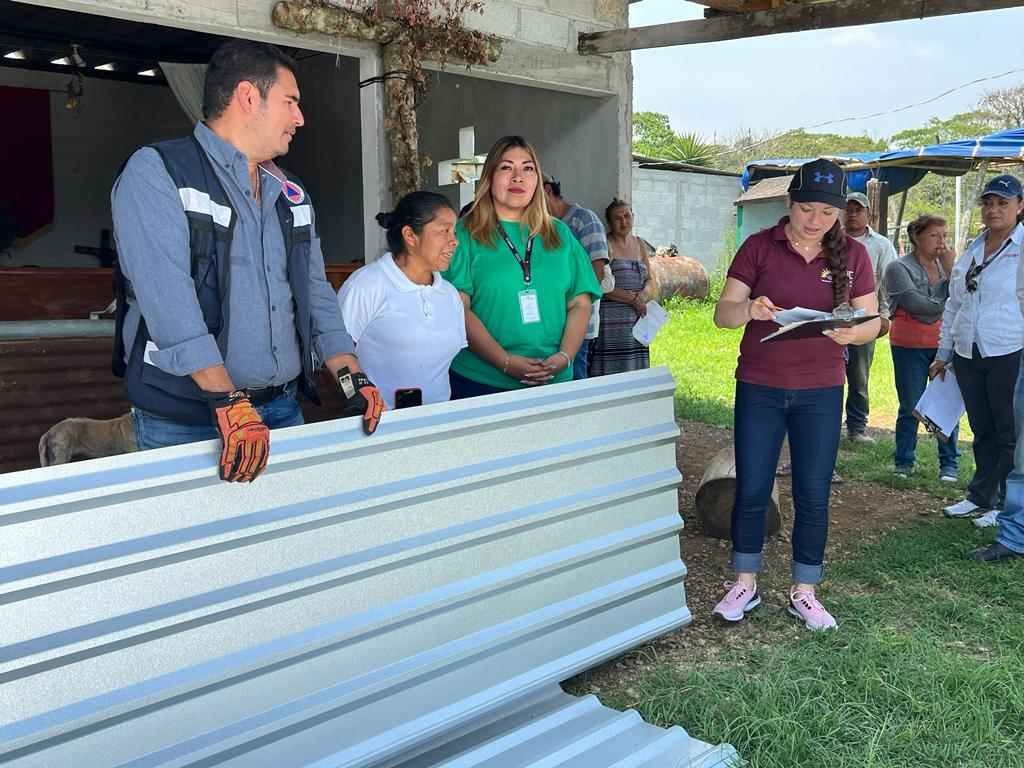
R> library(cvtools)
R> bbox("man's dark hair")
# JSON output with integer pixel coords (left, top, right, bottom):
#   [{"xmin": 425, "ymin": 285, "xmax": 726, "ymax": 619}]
[
  {"xmin": 544, "ymin": 180, "xmax": 562, "ymax": 198},
  {"xmin": 202, "ymin": 40, "xmax": 298, "ymax": 120}
]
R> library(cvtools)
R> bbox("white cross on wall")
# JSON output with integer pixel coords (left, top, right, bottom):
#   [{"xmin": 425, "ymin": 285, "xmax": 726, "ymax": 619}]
[{"xmin": 437, "ymin": 126, "xmax": 486, "ymax": 209}]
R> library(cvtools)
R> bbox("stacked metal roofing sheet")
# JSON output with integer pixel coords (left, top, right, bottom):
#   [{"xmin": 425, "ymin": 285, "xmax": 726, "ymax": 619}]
[{"xmin": 0, "ymin": 368, "xmax": 737, "ymax": 767}]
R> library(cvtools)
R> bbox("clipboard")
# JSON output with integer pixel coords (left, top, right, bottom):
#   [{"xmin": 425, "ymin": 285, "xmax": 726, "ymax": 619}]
[
  {"xmin": 760, "ymin": 314, "xmax": 878, "ymax": 343},
  {"xmin": 912, "ymin": 368, "xmax": 965, "ymax": 442}
]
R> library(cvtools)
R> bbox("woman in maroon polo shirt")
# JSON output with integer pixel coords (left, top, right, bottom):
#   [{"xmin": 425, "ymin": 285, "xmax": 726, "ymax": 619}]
[{"xmin": 711, "ymin": 159, "xmax": 880, "ymax": 631}]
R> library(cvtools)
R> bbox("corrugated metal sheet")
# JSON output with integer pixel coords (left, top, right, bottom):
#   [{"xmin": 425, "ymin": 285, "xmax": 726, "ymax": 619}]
[{"xmin": 0, "ymin": 368, "xmax": 737, "ymax": 767}]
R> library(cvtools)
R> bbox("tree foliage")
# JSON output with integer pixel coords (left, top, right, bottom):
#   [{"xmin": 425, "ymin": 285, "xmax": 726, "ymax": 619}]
[
  {"xmin": 980, "ymin": 84, "xmax": 1024, "ymax": 129},
  {"xmin": 633, "ymin": 111, "xmax": 719, "ymax": 167},
  {"xmin": 637, "ymin": 83, "xmax": 1024, "ymax": 249},
  {"xmin": 889, "ymin": 110, "xmax": 1000, "ymax": 149},
  {"xmin": 716, "ymin": 129, "xmax": 886, "ymax": 172}
]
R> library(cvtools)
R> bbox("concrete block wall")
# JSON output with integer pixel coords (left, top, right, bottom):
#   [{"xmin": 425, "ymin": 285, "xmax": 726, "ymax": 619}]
[
  {"xmin": 631, "ymin": 168, "xmax": 741, "ymax": 273},
  {"xmin": 465, "ymin": 0, "xmax": 625, "ymax": 52}
]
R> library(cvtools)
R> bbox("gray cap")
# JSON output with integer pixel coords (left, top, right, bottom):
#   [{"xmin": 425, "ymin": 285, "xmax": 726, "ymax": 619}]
[{"xmin": 847, "ymin": 192, "xmax": 870, "ymax": 209}]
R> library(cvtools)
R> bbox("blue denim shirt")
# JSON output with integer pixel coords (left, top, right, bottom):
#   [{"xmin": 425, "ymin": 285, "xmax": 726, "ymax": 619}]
[{"xmin": 112, "ymin": 123, "xmax": 354, "ymax": 389}]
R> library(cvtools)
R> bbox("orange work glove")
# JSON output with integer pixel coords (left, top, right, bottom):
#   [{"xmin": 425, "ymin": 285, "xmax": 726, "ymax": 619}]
[
  {"xmin": 208, "ymin": 390, "xmax": 270, "ymax": 482},
  {"xmin": 337, "ymin": 367, "xmax": 385, "ymax": 435}
]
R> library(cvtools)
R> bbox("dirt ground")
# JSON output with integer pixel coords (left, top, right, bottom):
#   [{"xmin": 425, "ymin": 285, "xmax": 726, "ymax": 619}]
[{"xmin": 570, "ymin": 419, "xmax": 944, "ymax": 694}]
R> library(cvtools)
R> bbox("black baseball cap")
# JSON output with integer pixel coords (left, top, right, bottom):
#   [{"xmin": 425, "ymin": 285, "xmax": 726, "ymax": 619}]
[{"xmin": 788, "ymin": 158, "xmax": 847, "ymax": 209}]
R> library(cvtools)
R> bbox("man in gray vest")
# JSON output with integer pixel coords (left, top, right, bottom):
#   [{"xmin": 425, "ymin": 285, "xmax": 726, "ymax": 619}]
[
  {"xmin": 843, "ymin": 192, "xmax": 896, "ymax": 442},
  {"xmin": 112, "ymin": 40, "xmax": 383, "ymax": 483}
]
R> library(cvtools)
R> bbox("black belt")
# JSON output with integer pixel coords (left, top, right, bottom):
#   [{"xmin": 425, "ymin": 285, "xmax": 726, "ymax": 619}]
[{"xmin": 247, "ymin": 383, "xmax": 290, "ymax": 405}]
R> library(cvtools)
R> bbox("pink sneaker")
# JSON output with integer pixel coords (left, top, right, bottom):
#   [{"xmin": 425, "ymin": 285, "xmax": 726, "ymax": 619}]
[
  {"xmin": 712, "ymin": 581, "xmax": 761, "ymax": 622},
  {"xmin": 788, "ymin": 587, "xmax": 837, "ymax": 631}
]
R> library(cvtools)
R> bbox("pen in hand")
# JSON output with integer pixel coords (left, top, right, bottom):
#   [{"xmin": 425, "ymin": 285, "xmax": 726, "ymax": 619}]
[{"xmin": 749, "ymin": 296, "xmax": 781, "ymax": 322}]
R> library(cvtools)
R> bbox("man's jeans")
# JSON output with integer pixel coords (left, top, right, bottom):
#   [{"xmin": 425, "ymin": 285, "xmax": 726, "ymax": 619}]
[
  {"xmin": 732, "ymin": 381, "xmax": 843, "ymax": 584},
  {"xmin": 844, "ymin": 339, "xmax": 875, "ymax": 435},
  {"xmin": 132, "ymin": 386, "xmax": 304, "ymax": 451},
  {"xmin": 997, "ymin": 365, "xmax": 1024, "ymax": 553},
  {"xmin": 891, "ymin": 345, "xmax": 959, "ymax": 473}
]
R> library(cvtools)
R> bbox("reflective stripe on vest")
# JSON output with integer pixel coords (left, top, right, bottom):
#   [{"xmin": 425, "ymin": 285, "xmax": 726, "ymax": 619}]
[
  {"xmin": 178, "ymin": 188, "xmax": 233, "ymax": 228},
  {"xmin": 291, "ymin": 204, "xmax": 312, "ymax": 227}
]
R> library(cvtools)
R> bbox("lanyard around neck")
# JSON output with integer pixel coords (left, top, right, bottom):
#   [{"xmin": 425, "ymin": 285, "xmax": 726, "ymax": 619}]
[{"xmin": 499, "ymin": 226, "xmax": 535, "ymax": 285}]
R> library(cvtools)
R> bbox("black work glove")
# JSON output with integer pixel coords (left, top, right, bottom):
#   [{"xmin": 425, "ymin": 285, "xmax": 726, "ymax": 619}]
[
  {"xmin": 207, "ymin": 390, "xmax": 270, "ymax": 482},
  {"xmin": 337, "ymin": 367, "xmax": 385, "ymax": 435}
]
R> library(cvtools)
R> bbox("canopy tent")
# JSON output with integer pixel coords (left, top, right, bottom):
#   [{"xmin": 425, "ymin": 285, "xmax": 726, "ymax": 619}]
[{"xmin": 742, "ymin": 127, "xmax": 1024, "ymax": 195}]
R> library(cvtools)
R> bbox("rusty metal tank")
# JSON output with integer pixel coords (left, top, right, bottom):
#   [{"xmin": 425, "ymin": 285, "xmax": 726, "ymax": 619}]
[{"xmin": 647, "ymin": 244, "xmax": 710, "ymax": 301}]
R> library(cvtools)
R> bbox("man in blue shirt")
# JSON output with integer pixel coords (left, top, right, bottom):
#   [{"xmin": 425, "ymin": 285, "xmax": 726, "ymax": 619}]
[
  {"xmin": 112, "ymin": 40, "xmax": 383, "ymax": 483},
  {"xmin": 543, "ymin": 175, "xmax": 611, "ymax": 379}
]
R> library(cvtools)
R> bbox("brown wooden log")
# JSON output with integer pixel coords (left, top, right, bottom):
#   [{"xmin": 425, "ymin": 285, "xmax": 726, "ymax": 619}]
[{"xmin": 694, "ymin": 444, "xmax": 782, "ymax": 540}]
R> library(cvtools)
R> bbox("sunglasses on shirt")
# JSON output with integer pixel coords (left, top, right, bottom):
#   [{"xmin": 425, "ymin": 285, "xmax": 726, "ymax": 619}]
[{"xmin": 965, "ymin": 239, "xmax": 1012, "ymax": 293}]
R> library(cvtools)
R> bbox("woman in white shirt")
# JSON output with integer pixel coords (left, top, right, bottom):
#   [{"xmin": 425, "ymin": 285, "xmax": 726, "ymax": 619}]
[
  {"xmin": 930, "ymin": 175, "xmax": 1024, "ymax": 523},
  {"xmin": 337, "ymin": 192, "xmax": 467, "ymax": 409}
]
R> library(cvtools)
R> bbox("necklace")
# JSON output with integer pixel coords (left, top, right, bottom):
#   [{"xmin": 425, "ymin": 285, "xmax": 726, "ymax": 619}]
[{"xmin": 785, "ymin": 224, "xmax": 821, "ymax": 254}]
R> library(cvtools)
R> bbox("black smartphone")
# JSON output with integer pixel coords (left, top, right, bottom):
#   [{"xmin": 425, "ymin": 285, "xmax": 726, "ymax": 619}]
[{"xmin": 394, "ymin": 387, "xmax": 423, "ymax": 409}]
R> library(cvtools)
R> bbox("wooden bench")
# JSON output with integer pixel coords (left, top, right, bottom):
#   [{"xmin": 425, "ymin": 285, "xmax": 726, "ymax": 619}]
[{"xmin": 0, "ymin": 368, "xmax": 737, "ymax": 767}]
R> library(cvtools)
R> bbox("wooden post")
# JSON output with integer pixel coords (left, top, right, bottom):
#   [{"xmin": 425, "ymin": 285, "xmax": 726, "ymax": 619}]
[
  {"xmin": 867, "ymin": 179, "xmax": 889, "ymax": 238},
  {"xmin": 893, "ymin": 189, "xmax": 909, "ymax": 234}
]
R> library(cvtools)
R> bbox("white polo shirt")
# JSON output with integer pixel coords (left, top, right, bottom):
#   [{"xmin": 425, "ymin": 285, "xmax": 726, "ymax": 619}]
[{"xmin": 337, "ymin": 254, "xmax": 467, "ymax": 409}]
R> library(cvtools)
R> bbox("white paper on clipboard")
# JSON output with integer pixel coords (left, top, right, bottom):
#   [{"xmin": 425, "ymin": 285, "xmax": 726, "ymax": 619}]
[{"xmin": 913, "ymin": 368, "xmax": 966, "ymax": 440}]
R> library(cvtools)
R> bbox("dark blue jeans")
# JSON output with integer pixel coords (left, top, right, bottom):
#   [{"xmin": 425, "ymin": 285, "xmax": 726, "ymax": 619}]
[
  {"xmin": 891, "ymin": 345, "xmax": 959, "ymax": 473},
  {"xmin": 732, "ymin": 381, "xmax": 843, "ymax": 585},
  {"xmin": 997, "ymin": 364, "xmax": 1024, "ymax": 553},
  {"xmin": 449, "ymin": 369, "xmax": 510, "ymax": 400},
  {"xmin": 132, "ymin": 386, "xmax": 304, "ymax": 450}
]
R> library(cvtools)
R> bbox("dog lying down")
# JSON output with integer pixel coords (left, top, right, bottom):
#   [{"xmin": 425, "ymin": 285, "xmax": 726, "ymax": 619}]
[{"xmin": 38, "ymin": 412, "xmax": 138, "ymax": 467}]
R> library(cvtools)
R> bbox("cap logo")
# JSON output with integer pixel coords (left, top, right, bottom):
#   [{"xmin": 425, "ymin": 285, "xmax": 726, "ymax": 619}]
[
  {"xmin": 814, "ymin": 172, "xmax": 835, "ymax": 185},
  {"xmin": 999, "ymin": 179, "xmax": 1011, "ymax": 188}
]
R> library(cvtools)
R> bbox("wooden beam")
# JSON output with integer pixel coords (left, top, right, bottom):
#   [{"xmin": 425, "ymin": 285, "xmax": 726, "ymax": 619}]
[
  {"xmin": 580, "ymin": 0, "xmax": 1024, "ymax": 54},
  {"xmin": 690, "ymin": 0, "xmax": 783, "ymax": 12}
]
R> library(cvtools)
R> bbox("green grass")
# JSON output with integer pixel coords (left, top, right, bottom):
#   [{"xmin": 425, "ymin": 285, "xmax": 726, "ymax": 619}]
[
  {"xmin": 651, "ymin": 298, "xmax": 976, "ymax": 499},
  {"xmin": 589, "ymin": 523, "xmax": 1024, "ymax": 768},
  {"xmin": 619, "ymin": 299, "xmax": 1022, "ymax": 766}
]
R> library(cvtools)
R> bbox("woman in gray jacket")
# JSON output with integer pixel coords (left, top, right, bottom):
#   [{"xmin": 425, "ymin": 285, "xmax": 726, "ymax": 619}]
[{"xmin": 884, "ymin": 214, "xmax": 958, "ymax": 480}]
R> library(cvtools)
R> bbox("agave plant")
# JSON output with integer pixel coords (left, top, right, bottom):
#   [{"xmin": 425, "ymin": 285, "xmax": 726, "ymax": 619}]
[{"xmin": 663, "ymin": 132, "xmax": 717, "ymax": 167}]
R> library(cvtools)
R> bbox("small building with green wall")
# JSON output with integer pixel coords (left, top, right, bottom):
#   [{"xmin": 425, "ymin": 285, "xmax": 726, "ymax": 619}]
[{"xmin": 735, "ymin": 175, "xmax": 792, "ymax": 245}]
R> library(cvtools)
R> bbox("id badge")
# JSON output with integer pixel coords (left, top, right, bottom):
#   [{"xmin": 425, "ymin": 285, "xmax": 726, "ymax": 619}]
[{"xmin": 518, "ymin": 289, "xmax": 541, "ymax": 324}]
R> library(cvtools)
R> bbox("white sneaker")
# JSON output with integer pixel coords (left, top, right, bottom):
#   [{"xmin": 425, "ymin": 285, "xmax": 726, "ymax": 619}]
[
  {"xmin": 973, "ymin": 509, "xmax": 1001, "ymax": 528},
  {"xmin": 944, "ymin": 499, "xmax": 981, "ymax": 518}
]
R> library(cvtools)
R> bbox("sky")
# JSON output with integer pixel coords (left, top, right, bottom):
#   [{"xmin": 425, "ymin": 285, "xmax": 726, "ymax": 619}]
[{"xmin": 629, "ymin": 2, "xmax": 1024, "ymax": 144}]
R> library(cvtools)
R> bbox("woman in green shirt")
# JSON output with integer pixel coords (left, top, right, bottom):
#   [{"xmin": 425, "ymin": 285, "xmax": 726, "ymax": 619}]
[{"xmin": 444, "ymin": 135, "xmax": 602, "ymax": 398}]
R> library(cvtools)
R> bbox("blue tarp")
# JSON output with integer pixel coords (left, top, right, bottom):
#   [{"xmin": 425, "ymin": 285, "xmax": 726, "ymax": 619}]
[{"xmin": 742, "ymin": 127, "xmax": 1024, "ymax": 195}]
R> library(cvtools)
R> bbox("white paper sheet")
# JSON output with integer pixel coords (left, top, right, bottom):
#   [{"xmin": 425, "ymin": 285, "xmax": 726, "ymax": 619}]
[
  {"xmin": 632, "ymin": 301, "xmax": 669, "ymax": 346},
  {"xmin": 772, "ymin": 306, "xmax": 867, "ymax": 325},
  {"xmin": 913, "ymin": 368, "xmax": 966, "ymax": 439}
]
